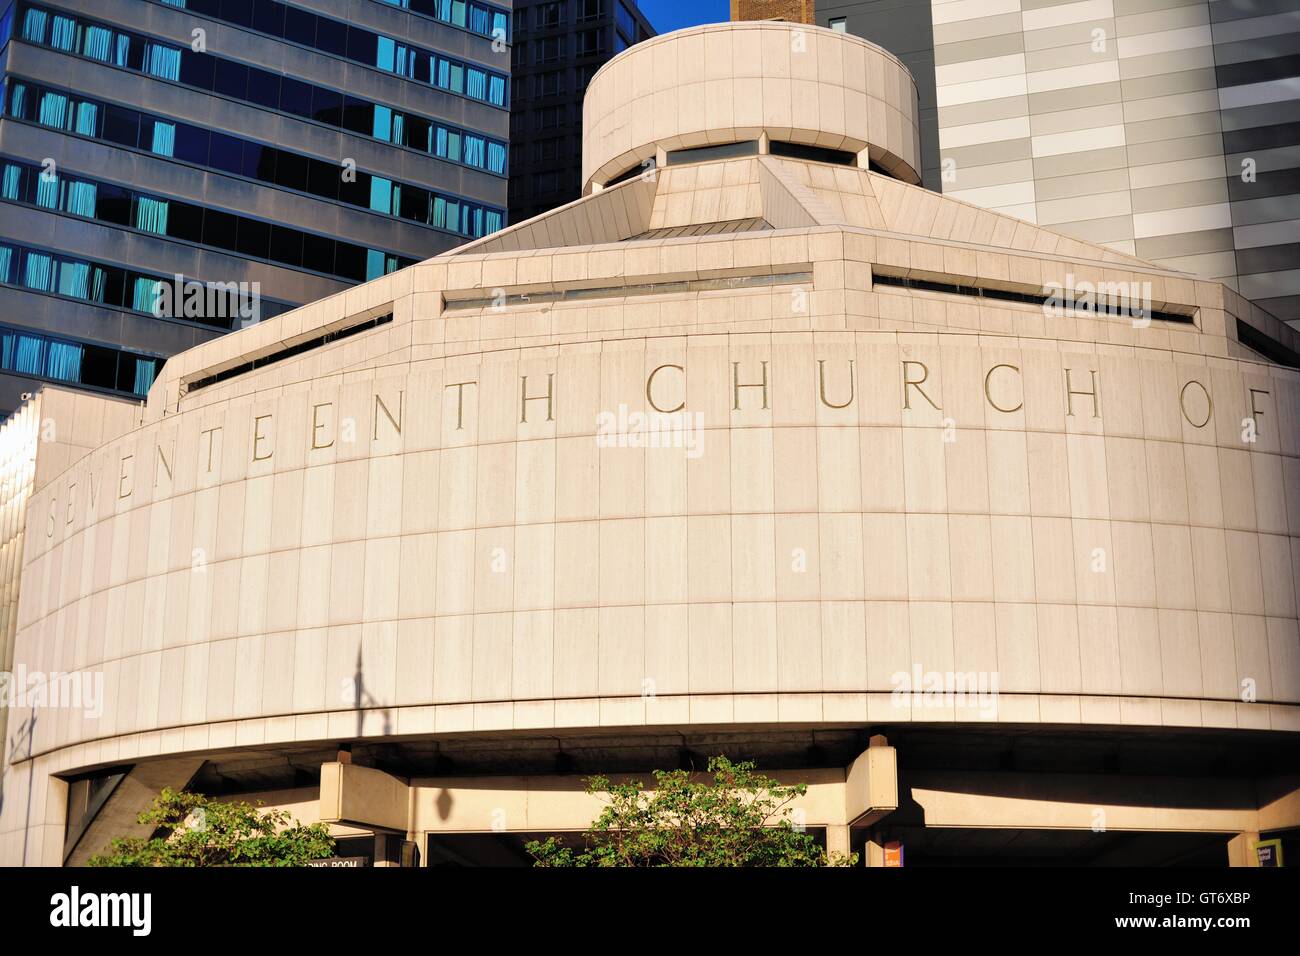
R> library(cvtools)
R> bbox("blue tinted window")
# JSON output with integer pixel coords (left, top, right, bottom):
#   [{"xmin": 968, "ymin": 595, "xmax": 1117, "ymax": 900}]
[
  {"xmin": 219, "ymin": 0, "xmax": 254, "ymax": 28},
  {"xmin": 13, "ymin": 5, "xmax": 509, "ymax": 183},
  {"xmin": 172, "ymin": 123, "xmax": 207, "ymax": 163},
  {"xmin": 369, "ymin": 176, "xmax": 393, "ymax": 214},
  {"xmin": 279, "ymin": 77, "xmax": 313, "ymax": 118},
  {"xmin": 400, "ymin": 185, "xmax": 427, "ymax": 223},
  {"xmin": 314, "ymin": 16, "xmax": 348, "ymax": 56},
  {"xmin": 270, "ymin": 225, "xmax": 303, "ymax": 268},
  {"xmin": 95, "ymin": 183, "xmax": 132, "ymax": 225},
  {"xmin": 311, "ymin": 86, "xmax": 343, "ymax": 125},
  {"xmin": 144, "ymin": 42, "xmax": 181, "ymax": 80},
  {"xmin": 301, "ymin": 233, "xmax": 334, "ymax": 274},
  {"xmin": 134, "ymin": 196, "xmax": 169, "ymax": 234},
  {"xmin": 334, "ymin": 243, "xmax": 367, "ymax": 282},
  {"xmin": 346, "ymin": 27, "xmax": 378, "ymax": 64},
  {"xmin": 179, "ymin": 50, "xmax": 215, "ymax": 88},
  {"xmin": 20, "ymin": 7, "xmax": 48, "ymax": 43},
  {"xmin": 307, "ymin": 160, "xmax": 340, "ymax": 201},
  {"xmin": 45, "ymin": 340, "xmax": 82, "ymax": 382},
  {"xmin": 0, "ymin": 156, "xmax": 416, "ymax": 280},
  {"xmin": 274, "ymin": 151, "xmax": 308, "ymax": 191},
  {"xmin": 201, "ymin": 207, "xmax": 237, "ymax": 247},
  {"xmin": 252, "ymin": 2, "xmax": 284, "ymax": 36},
  {"xmin": 140, "ymin": 0, "xmax": 508, "ymax": 108},
  {"xmin": 235, "ymin": 217, "xmax": 269, "ymax": 257},
  {"xmin": 246, "ymin": 71, "xmax": 279, "ymax": 109},
  {"xmin": 339, "ymin": 96, "xmax": 374, "ymax": 135},
  {"xmin": 165, "ymin": 199, "xmax": 204, "ymax": 242},
  {"xmin": 212, "ymin": 58, "xmax": 247, "ymax": 98},
  {"xmin": 23, "ymin": 249, "xmax": 54, "ymax": 291},
  {"xmin": 393, "ymin": 0, "xmax": 509, "ymax": 40},
  {"xmin": 101, "ymin": 105, "xmax": 139, "ymax": 146},
  {"xmin": 283, "ymin": 6, "xmax": 317, "ymax": 46},
  {"xmin": 208, "ymin": 132, "xmax": 242, "ymax": 173},
  {"xmin": 3, "ymin": 329, "xmax": 46, "ymax": 374}
]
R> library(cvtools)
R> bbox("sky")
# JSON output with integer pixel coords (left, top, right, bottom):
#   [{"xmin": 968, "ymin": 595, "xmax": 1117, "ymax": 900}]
[{"xmin": 636, "ymin": 0, "xmax": 730, "ymax": 35}]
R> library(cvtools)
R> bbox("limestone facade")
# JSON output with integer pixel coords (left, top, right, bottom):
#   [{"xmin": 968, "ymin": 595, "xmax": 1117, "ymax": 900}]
[{"xmin": 1, "ymin": 22, "xmax": 1298, "ymax": 865}]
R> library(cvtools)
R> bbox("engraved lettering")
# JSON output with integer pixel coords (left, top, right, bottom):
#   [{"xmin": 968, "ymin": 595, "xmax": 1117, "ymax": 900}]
[
  {"xmin": 1248, "ymin": 387, "xmax": 1269, "ymax": 437},
  {"xmin": 1064, "ymin": 368, "xmax": 1100, "ymax": 419},
  {"xmin": 817, "ymin": 359, "xmax": 855, "ymax": 409},
  {"xmin": 984, "ymin": 364, "xmax": 1023, "ymax": 413},
  {"xmin": 373, "ymin": 391, "xmax": 404, "ymax": 440},
  {"xmin": 311, "ymin": 403, "xmax": 334, "ymax": 449},
  {"xmin": 252, "ymin": 414, "xmax": 274, "ymax": 461},
  {"xmin": 118, "ymin": 455, "xmax": 134, "ymax": 499},
  {"xmin": 520, "ymin": 373, "xmax": 554, "ymax": 424},
  {"xmin": 1179, "ymin": 380, "xmax": 1212, "ymax": 429},
  {"xmin": 446, "ymin": 381, "xmax": 477, "ymax": 430},
  {"xmin": 732, "ymin": 361, "xmax": 769, "ymax": 411},
  {"xmin": 646, "ymin": 364, "xmax": 685, "ymax": 414},
  {"xmin": 200, "ymin": 427, "xmax": 222, "ymax": 473},
  {"xmin": 902, "ymin": 360, "xmax": 939, "ymax": 411},
  {"xmin": 155, "ymin": 442, "xmax": 174, "ymax": 486}
]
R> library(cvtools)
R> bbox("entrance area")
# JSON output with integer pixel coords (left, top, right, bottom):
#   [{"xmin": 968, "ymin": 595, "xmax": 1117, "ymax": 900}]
[
  {"xmin": 858, "ymin": 827, "xmax": 1234, "ymax": 866},
  {"xmin": 424, "ymin": 828, "xmax": 832, "ymax": 867}
]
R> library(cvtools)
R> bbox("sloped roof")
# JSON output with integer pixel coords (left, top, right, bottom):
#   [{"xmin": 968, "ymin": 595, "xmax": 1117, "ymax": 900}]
[
  {"xmin": 627, "ymin": 217, "xmax": 772, "ymax": 241},
  {"xmin": 445, "ymin": 154, "xmax": 1169, "ymax": 274}
]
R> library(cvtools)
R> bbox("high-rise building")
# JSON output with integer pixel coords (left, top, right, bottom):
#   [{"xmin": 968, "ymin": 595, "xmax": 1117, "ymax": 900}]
[
  {"xmin": 0, "ymin": 0, "xmax": 511, "ymax": 414},
  {"xmin": 815, "ymin": 0, "xmax": 1300, "ymax": 329},
  {"xmin": 507, "ymin": 0, "xmax": 653, "ymax": 223},
  {"xmin": 730, "ymin": 0, "xmax": 816, "ymax": 24},
  {"xmin": 817, "ymin": 1, "xmax": 940, "ymax": 189}
]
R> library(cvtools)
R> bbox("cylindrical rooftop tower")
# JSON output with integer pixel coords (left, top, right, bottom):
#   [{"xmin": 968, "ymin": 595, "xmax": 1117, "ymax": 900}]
[{"xmin": 581, "ymin": 21, "xmax": 923, "ymax": 192}]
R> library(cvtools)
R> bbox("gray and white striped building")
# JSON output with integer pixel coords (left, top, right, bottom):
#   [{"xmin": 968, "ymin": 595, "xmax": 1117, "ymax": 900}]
[{"xmin": 819, "ymin": 0, "xmax": 1300, "ymax": 328}]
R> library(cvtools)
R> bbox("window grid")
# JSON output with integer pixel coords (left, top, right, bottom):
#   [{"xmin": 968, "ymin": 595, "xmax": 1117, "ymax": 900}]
[
  {"xmin": 369, "ymin": 0, "xmax": 510, "ymax": 43},
  {"xmin": 0, "ymin": 322, "xmax": 164, "ymax": 398},
  {"xmin": 12, "ymin": 4, "xmax": 510, "ymax": 179},
  {"xmin": 135, "ymin": 0, "xmax": 509, "ymax": 107},
  {"xmin": 3, "ymin": 76, "xmax": 507, "ymax": 235},
  {"xmin": 0, "ymin": 237, "xmax": 297, "ymax": 328},
  {"xmin": 0, "ymin": 157, "xmax": 418, "ymax": 283}
]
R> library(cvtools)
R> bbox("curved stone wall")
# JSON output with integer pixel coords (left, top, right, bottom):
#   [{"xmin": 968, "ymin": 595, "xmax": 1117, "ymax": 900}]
[
  {"xmin": 15, "ymin": 295, "xmax": 1300, "ymax": 765},
  {"xmin": 581, "ymin": 22, "xmax": 924, "ymax": 190},
  {"xmin": 6, "ymin": 15, "xmax": 1300, "ymax": 873}
]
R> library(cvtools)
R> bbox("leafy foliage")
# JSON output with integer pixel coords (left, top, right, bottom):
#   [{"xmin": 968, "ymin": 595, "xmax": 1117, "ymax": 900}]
[
  {"xmin": 527, "ymin": 756, "xmax": 857, "ymax": 867},
  {"xmin": 89, "ymin": 788, "xmax": 335, "ymax": 867}
]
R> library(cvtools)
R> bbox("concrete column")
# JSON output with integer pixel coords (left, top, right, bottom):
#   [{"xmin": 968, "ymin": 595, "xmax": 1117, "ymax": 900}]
[
  {"xmin": 373, "ymin": 833, "xmax": 400, "ymax": 868},
  {"xmin": 826, "ymin": 824, "xmax": 850, "ymax": 860},
  {"xmin": 845, "ymin": 737, "xmax": 898, "ymax": 827},
  {"xmin": 319, "ymin": 761, "xmax": 410, "ymax": 834},
  {"xmin": 864, "ymin": 837, "xmax": 886, "ymax": 867},
  {"xmin": 1227, "ymin": 832, "xmax": 1262, "ymax": 867}
]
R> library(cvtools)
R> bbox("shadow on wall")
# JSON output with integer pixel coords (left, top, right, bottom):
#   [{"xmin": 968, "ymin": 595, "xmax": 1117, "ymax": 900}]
[
  {"xmin": 1, "ymin": 709, "xmax": 38, "ymax": 865},
  {"xmin": 351, "ymin": 649, "xmax": 392, "ymax": 740}
]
